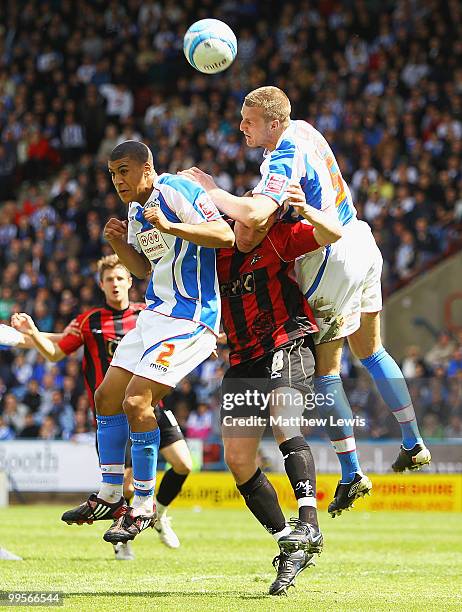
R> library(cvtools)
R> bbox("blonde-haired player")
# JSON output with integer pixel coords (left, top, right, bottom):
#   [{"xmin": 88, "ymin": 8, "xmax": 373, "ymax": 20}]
[{"xmin": 182, "ymin": 85, "xmax": 430, "ymax": 516}]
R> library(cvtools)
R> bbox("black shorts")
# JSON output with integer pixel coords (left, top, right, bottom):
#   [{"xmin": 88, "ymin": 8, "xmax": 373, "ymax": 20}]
[
  {"xmin": 221, "ymin": 335, "xmax": 315, "ymax": 422},
  {"xmin": 95, "ymin": 407, "xmax": 184, "ymax": 466}
]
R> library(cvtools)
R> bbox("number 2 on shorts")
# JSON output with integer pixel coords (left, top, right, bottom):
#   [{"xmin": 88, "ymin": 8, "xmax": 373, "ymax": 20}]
[{"xmin": 156, "ymin": 342, "xmax": 175, "ymax": 367}]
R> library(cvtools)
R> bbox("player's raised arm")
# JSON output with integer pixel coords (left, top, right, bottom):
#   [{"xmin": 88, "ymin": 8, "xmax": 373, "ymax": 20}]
[
  {"xmin": 144, "ymin": 205, "xmax": 234, "ymax": 248},
  {"xmin": 103, "ymin": 218, "xmax": 151, "ymax": 279},
  {"xmin": 10, "ymin": 313, "xmax": 66, "ymax": 362},
  {"xmin": 179, "ymin": 167, "xmax": 277, "ymax": 228}
]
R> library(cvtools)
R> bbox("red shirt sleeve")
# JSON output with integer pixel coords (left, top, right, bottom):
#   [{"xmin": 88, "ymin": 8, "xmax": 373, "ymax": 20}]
[
  {"xmin": 57, "ymin": 313, "xmax": 86, "ymax": 355},
  {"xmin": 266, "ymin": 221, "xmax": 320, "ymax": 261}
]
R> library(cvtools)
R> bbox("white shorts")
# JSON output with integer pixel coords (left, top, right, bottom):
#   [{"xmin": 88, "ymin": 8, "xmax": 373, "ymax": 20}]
[
  {"xmin": 295, "ymin": 220, "xmax": 383, "ymax": 344},
  {"xmin": 111, "ymin": 310, "xmax": 216, "ymax": 387}
]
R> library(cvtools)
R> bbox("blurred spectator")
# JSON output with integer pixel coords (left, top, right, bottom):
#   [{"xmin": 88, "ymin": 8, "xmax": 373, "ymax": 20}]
[
  {"xmin": 18, "ymin": 412, "xmax": 40, "ymax": 438},
  {"xmin": 0, "ymin": 393, "xmax": 28, "ymax": 433},
  {"xmin": 447, "ymin": 347, "xmax": 462, "ymax": 378},
  {"xmin": 445, "ymin": 415, "xmax": 462, "ymax": 438},
  {"xmin": 38, "ymin": 415, "xmax": 59, "ymax": 440},
  {"xmin": 425, "ymin": 332, "xmax": 457, "ymax": 369},
  {"xmin": 0, "ymin": 415, "xmax": 15, "ymax": 440},
  {"xmin": 421, "ymin": 413, "xmax": 445, "ymax": 440},
  {"xmin": 401, "ymin": 346, "xmax": 423, "ymax": 379},
  {"xmin": 186, "ymin": 403, "xmax": 213, "ymax": 440},
  {"xmin": 22, "ymin": 379, "xmax": 42, "ymax": 413}
]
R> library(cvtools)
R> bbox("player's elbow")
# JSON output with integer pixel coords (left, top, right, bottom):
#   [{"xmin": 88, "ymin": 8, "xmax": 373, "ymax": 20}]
[
  {"xmin": 244, "ymin": 208, "xmax": 269, "ymax": 230},
  {"xmin": 133, "ymin": 261, "xmax": 152, "ymax": 279},
  {"xmin": 220, "ymin": 224, "xmax": 235, "ymax": 248},
  {"xmin": 315, "ymin": 223, "xmax": 343, "ymax": 247},
  {"xmin": 243, "ymin": 195, "xmax": 277, "ymax": 229},
  {"xmin": 330, "ymin": 223, "xmax": 343, "ymax": 243}
]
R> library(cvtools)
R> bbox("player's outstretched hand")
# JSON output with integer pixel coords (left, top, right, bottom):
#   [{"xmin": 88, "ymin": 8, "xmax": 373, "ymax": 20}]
[
  {"xmin": 11, "ymin": 312, "xmax": 38, "ymax": 337},
  {"xmin": 144, "ymin": 206, "xmax": 172, "ymax": 233},
  {"xmin": 104, "ymin": 218, "xmax": 128, "ymax": 242},
  {"xmin": 179, "ymin": 167, "xmax": 217, "ymax": 192}
]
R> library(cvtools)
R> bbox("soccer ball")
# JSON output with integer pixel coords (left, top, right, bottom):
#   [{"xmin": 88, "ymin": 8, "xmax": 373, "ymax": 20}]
[{"xmin": 183, "ymin": 19, "xmax": 237, "ymax": 74}]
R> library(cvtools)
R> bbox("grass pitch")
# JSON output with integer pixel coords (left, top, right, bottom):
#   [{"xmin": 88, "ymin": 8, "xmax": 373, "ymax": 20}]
[{"xmin": 0, "ymin": 506, "xmax": 461, "ymax": 611}]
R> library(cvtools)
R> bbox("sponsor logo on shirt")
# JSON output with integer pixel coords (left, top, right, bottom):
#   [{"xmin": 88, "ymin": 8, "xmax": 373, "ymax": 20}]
[
  {"xmin": 144, "ymin": 197, "xmax": 160, "ymax": 209},
  {"xmin": 107, "ymin": 338, "xmax": 120, "ymax": 357},
  {"xmin": 197, "ymin": 194, "xmax": 219, "ymax": 220},
  {"xmin": 220, "ymin": 272, "xmax": 255, "ymax": 298},
  {"xmin": 264, "ymin": 174, "xmax": 288, "ymax": 195}
]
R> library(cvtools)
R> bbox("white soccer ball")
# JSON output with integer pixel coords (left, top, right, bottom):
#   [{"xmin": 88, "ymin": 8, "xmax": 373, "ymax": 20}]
[{"xmin": 183, "ymin": 19, "xmax": 237, "ymax": 74}]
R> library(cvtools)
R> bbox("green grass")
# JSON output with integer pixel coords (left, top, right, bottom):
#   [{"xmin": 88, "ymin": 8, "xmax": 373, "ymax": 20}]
[{"xmin": 0, "ymin": 506, "xmax": 461, "ymax": 611}]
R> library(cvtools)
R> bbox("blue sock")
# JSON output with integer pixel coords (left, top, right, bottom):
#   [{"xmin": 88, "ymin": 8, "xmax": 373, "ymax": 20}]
[
  {"xmin": 315, "ymin": 375, "xmax": 361, "ymax": 483},
  {"xmin": 131, "ymin": 428, "xmax": 160, "ymax": 507},
  {"xmin": 96, "ymin": 413, "xmax": 129, "ymax": 486},
  {"xmin": 360, "ymin": 347, "xmax": 423, "ymax": 449}
]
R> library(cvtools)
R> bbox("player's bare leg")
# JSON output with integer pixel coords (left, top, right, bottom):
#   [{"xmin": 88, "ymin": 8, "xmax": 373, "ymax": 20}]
[
  {"xmin": 103, "ymin": 375, "xmax": 170, "ymax": 544},
  {"xmin": 123, "ymin": 467, "xmax": 134, "ymax": 502},
  {"xmin": 154, "ymin": 440, "xmax": 193, "ymax": 548},
  {"xmin": 314, "ymin": 340, "xmax": 372, "ymax": 516},
  {"xmin": 348, "ymin": 312, "xmax": 431, "ymax": 471}
]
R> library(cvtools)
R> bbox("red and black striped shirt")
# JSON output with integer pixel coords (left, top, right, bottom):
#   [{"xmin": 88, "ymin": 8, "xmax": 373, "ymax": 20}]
[
  {"xmin": 58, "ymin": 302, "xmax": 145, "ymax": 408},
  {"xmin": 217, "ymin": 221, "xmax": 319, "ymax": 366}
]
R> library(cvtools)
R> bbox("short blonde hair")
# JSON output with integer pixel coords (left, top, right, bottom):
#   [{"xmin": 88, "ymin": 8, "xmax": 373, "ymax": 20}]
[
  {"xmin": 97, "ymin": 254, "xmax": 130, "ymax": 281},
  {"xmin": 244, "ymin": 86, "xmax": 291, "ymax": 126}
]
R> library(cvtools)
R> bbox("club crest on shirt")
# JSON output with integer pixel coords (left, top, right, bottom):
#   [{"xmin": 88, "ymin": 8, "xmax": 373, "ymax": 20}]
[{"xmin": 250, "ymin": 253, "xmax": 262, "ymax": 266}]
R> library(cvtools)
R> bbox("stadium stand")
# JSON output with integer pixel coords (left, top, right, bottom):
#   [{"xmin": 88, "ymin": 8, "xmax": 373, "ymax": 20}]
[{"xmin": 0, "ymin": 0, "xmax": 461, "ymax": 444}]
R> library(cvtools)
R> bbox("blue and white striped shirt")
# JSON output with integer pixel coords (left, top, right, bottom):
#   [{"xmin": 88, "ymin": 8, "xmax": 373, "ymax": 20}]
[
  {"xmin": 127, "ymin": 173, "xmax": 222, "ymax": 334},
  {"xmin": 253, "ymin": 120, "xmax": 357, "ymax": 226}
]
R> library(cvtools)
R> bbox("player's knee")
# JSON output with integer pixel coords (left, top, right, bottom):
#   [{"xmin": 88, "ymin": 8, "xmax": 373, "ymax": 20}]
[
  {"xmin": 122, "ymin": 395, "xmax": 153, "ymax": 426},
  {"xmin": 171, "ymin": 454, "xmax": 192, "ymax": 475},
  {"xmin": 94, "ymin": 384, "xmax": 112, "ymax": 415},
  {"xmin": 224, "ymin": 448, "xmax": 255, "ymax": 479}
]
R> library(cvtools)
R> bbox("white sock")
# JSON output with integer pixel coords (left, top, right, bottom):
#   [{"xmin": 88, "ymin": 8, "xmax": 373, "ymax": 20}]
[
  {"xmin": 156, "ymin": 501, "xmax": 167, "ymax": 519},
  {"xmin": 272, "ymin": 524, "xmax": 291, "ymax": 542},
  {"xmin": 97, "ymin": 482, "xmax": 123, "ymax": 503},
  {"xmin": 132, "ymin": 494, "xmax": 154, "ymax": 516}
]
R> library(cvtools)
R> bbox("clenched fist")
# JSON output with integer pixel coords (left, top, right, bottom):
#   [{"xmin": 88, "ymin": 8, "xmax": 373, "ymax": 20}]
[
  {"xmin": 144, "ymin": 206, "xmax": 172, "ymax": 233},
  {"xmin": 11, "ymin": 312, "xmax": 38, "ymax": 337},
  {"xmin": 104, "ymin": 218, "xmax": 128, "ymax": 242}
]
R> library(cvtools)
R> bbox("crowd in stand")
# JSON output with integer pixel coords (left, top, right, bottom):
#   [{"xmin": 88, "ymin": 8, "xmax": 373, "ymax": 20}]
[{"xmin": 0, "ymin": 0, "xmax": 461, "ymax": 443}]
